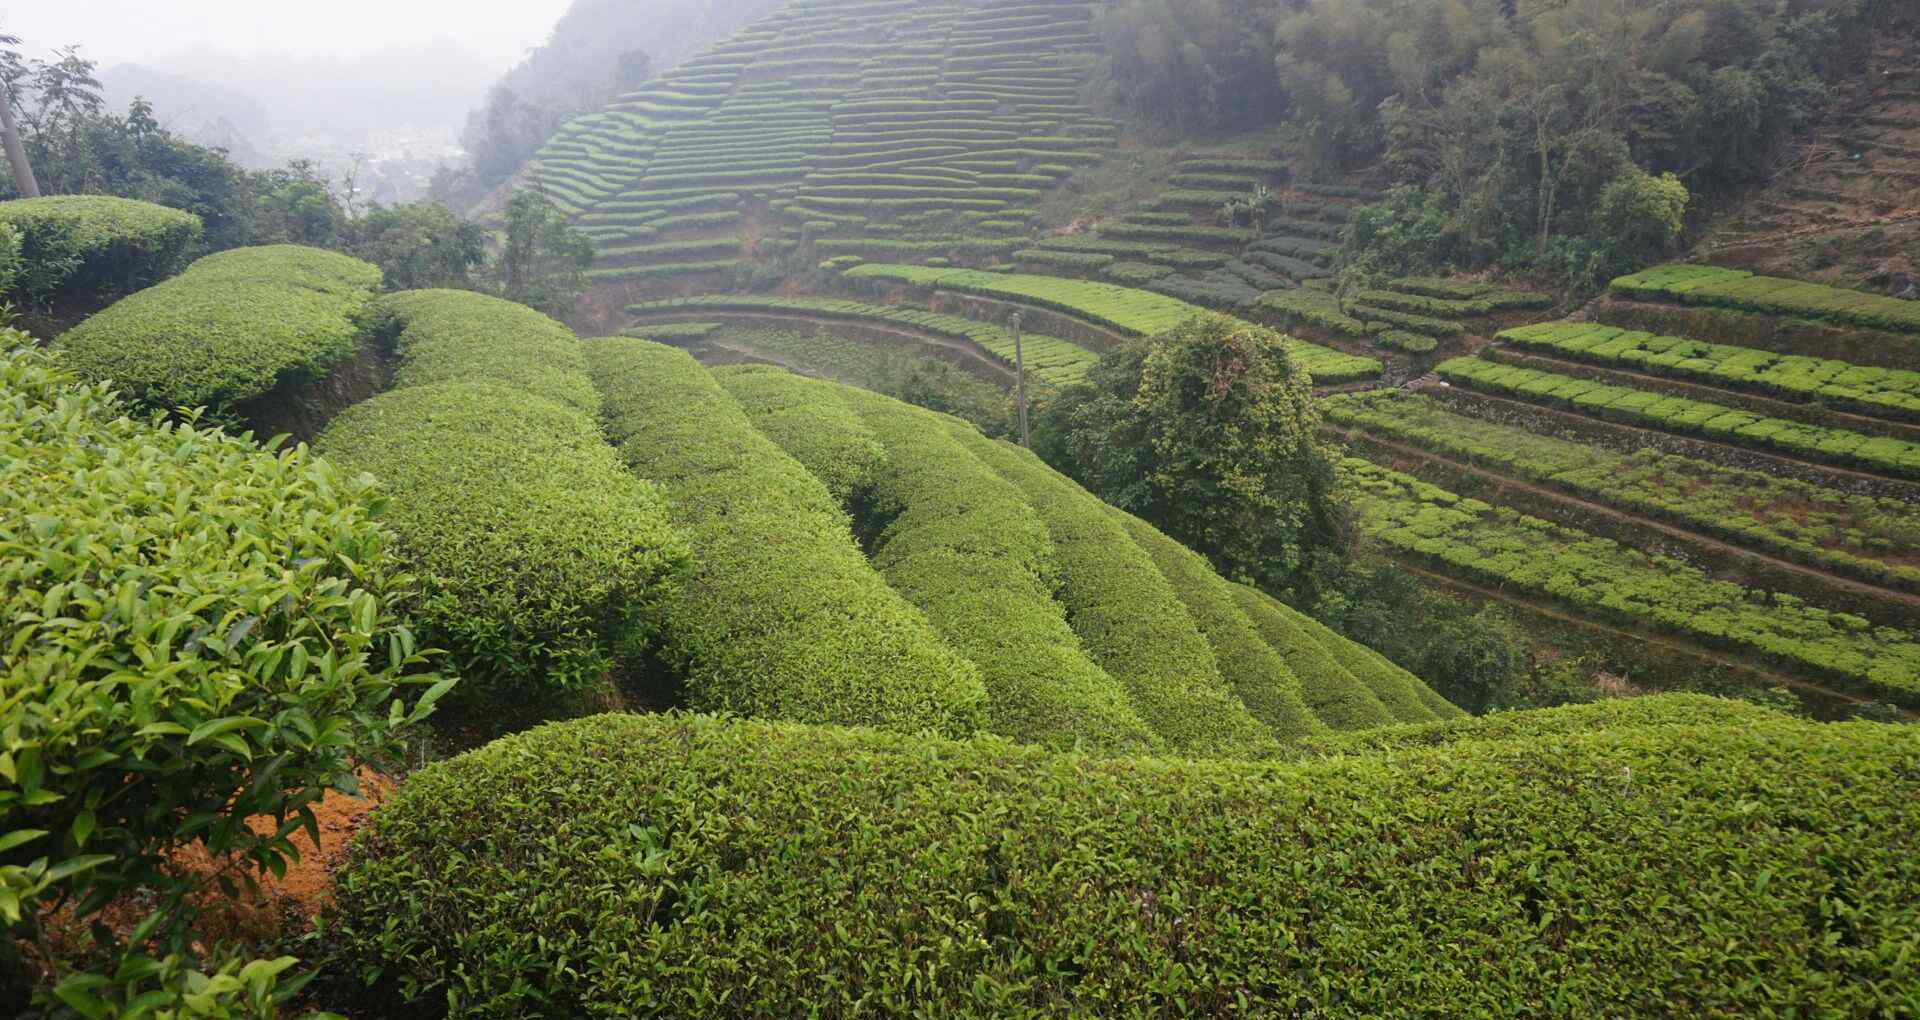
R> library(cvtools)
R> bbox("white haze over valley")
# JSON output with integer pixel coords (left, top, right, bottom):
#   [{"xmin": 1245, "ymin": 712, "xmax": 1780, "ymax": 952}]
[{"xmin": 5, "ymin": 0, "xmax": 578, "ymax": 198}]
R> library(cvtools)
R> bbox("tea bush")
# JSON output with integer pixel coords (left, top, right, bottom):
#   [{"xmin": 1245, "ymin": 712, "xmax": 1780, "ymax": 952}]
[
  {"xmin": 587, "ymin": 342, "xmax": 988, "ymax": 736},
  {"xmin": 317, "ymin": 379, "xmax": 686, "ymax": 706},
  {"xmin": 0, "ymin": 196, "xmax": 201, "ymax": 307},
  {"xmin": 328, "ymin": 706, "xmax": 1920, "ymax": 1018},
  {"xmin": 58, "ymin": 245, "xmax": 379, "ymax": 414},
  {"xmin": 1, "ymin": 342, "xmax": 444, "ymax": 1006},
  {"xmin": 378, "ymin": 288, "xmax": 600, "ymax": 414}
]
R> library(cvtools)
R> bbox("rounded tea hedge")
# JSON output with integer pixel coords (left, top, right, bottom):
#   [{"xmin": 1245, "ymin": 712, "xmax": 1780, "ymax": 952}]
[{"xmin": 327, "ymin": 705, "xmax": 1920, "ymax": 1019}]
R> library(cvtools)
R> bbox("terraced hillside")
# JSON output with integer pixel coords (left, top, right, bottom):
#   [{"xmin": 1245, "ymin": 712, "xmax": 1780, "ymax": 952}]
[
  {"xmin": 1321, "ymin": 265, "xmax": 1920, "ymax": 717},
  {"xmin": 525, "ymin": 0, "xmax": 1118, "ymax": 289},
  {"xmin": 1695, "ymin": 10, "xmax": 1920, "ymax": 281}
]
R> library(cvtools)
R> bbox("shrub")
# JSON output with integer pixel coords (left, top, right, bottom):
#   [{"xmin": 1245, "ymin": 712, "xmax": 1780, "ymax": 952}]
[
  {"xmin": 317, "ymin": 380, "xmax": 686, "ymax": 706},
  {"xmin": 1109, "ymin": 512, "xmax": 1330, "ymax": 740},
  {"xmin": 378, "ymin": 289, "xmax": 600, "ymax": 414},
  {"xmin": 1345, "ymin": 456, "xmax": 1920, "ymax": 705},
  {"xmin": 713, "ymin": 365, "xmax": 888, "ymax": 505},
  {"xmin": 1437, "ymin": 356, "xmax": 1920, "ymax": 480},
  {"xmin": 1278, "ymin": 692, "xmax": 1784, "ymax": 760},
  {"xmin": 1230, "ymin": 582, "xmax": 1397, "ymax": 730},
  {"xmin": 758, "ymin": 373, "xmax": 1160, "ymax": 752},
  {"xmin": 0, "ymin": 342, "xmax": 444, "ymax": 1005},
  {"xmin": 0, "ymin": 223, "xmax": 19, "ymax": 300},
  {"xmin": 1324, "ymin": 389, "xmax": 1920, "ymax": 594},
  {"xmin": 57, "ymin": 245, "xmax": 380, "ymax": 415},
  {"xmin": 0, "ymin": 196, "xmax": 202, "ymax": 307},
  {"xmin": 949, "ymin": 426, "xmax": 1279, "ymax": 757},
  {"xmin": 586, "ymin": 342, "xmax": 987, "ymax": 736},
  {"xmin": 328, "ymin": 708, "xmax": 1920, "ymax": 1018}
]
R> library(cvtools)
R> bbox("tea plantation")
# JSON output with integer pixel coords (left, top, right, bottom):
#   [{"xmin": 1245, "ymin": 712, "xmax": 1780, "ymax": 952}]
[{"xmin": 5, "ymin": 0, "xmax": 1920, "ymax": 1014}]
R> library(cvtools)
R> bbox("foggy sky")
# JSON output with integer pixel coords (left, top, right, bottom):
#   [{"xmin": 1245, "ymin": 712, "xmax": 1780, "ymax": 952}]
[{"xmin": 3, "ymin": 0, "xmax": 575, "ymax": 70}]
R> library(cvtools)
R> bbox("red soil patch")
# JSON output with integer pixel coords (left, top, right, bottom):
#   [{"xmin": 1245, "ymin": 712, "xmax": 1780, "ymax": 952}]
[
  {"xmin": 33, "ymin": 768, "xmax": 396, "ymax": 971},
  {"xmin": 183, "ymin": 768, "xmax": 396, "ymax": 944}
]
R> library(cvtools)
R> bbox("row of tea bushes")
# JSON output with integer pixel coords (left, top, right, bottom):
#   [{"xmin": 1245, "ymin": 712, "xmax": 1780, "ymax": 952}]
[
  {"xmin": 729, "ymin": 368, "xmax": 1159, "ymax": 754},
  {"xmin": 1325, "ymin": 390, "xmax": 1920, "ymax": 594},
  {"xmin": 316, "ymin": 291, "xmax": 688, "ymax": 710},
  {"xmin": 586, "ymin": 343, "xmax": 987, "ymax": 737},
  {"xmin": 842, "ymin": 263, "xmax": 1382, "ymax": 382},
  {"xmin": 327, "ymin": 705, "xmax": 1920, "ymax": 1018},
  {"xmin": 1612, "ymin": 264, "xmax": 1920, "ymax": 335},
  {"xmin": 627, "ymin": 292, "xmax": 1100, "ymax": 385},
  {"xmin": 59, "ymin": 245, "xmax": 379, "ymax": 413},
  {"xmin": 1498, "ymin": 321, "xmax": 1920, "ymax": 421},
  {"xmin": 1438, "ymin": 357, "xmax": 1920, "ymax": 480},
  {"xmin": 1345, "ymin": 457, "xmax": 1920, "ymax": 706},
  {"xmin": 946, "ymin": 425, "xmax": 1288, "ymax": 757}
]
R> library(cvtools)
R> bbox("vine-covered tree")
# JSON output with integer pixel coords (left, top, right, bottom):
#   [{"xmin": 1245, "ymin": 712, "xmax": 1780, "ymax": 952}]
[{"xmin": 1035, "ymin": 314, "xmax": 1346, "ymax": 601}]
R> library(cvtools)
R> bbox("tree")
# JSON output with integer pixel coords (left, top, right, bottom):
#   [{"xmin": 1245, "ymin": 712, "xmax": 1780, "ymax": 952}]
[
  {"xmin": 346, "ymin": 202, "xmax": 487, "ymax": 291},
  {"xmin": 1035, "ymin": 314, "xmax": 1347, "ymax": 600},
  {"xmin": 498, "ymin": 189, "xmax": 594, "ymax": 319},
  {"xmin": 614, "ymin": 49, "xmax": 655, "ymax": 92},
  {"xmin": 0, "ymin": 29, "xmax": 37, "ymax": 197}
]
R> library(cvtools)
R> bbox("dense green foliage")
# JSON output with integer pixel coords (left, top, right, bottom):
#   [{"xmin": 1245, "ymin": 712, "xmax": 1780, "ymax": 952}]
[
  {"xmin": 498, "ymin": 191, "xmax": 595, "ymax": 319},
  {"xmin": 1438, "ymin": 356, "xmax": 1920, "ymax": 480},
  {"xmin": 0, "ymin": 342, "xmax": 445, "ymax": 1010},
  {"xmin": 1037, "ymin": 315, "xmax": 1348, "ymax": 604},
  {"xmin": 319, "ymin": 379, "xmax": 685, "ymax": 709},
  {"xmin": 1499, "ymin": 320, "xmax": 1920, "ymax": 419},
  {"xmin": 1613, "ymin": 264, "xmax": 1920, "ymax": 335},
  {"xmin": 0, "ymin": 196, "xmax": 201, "ymax": 307},
  {"xmin": 948, "ymin": 426, "xmax": 1280, "ymax": 758},
  {"xmin": 379, "ymin": 289, "xmax": 601, "ymax": 413},
  {"xmin": 781, "ymin": 375, "xmax": 1161, "ymax": 754},
  {"xmin": 57, "ymin": 245, "xmax": 380, "ymax": 414},
  {"xmin": 1346, "ymin": 457, "xmax": 1920, "ymax": 706},
  {"xmin": 1108, "ymin": 513, "xmax": 1331, "ymax": 740},
  {"xmin": 587, "ymin": 342, "xmax": 986, "ymax": 736},
  {"xmin": 330, "ymin": 704, "xmax": 1920, "ymax": 1017},
  {"xmin": 1096, "ymin": 0, "xmax": 1883, "ymax": 288},
  {"xmin": 1327, "ymin": 389, "xmax": 1920, "ymax": 593}
]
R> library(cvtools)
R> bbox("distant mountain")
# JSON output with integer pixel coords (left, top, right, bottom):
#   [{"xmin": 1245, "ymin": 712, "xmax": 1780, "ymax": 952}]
[
  {"xmin": 461, "ymin": 0, "xmax": 786, "ymax": 192},
  {"xmin": 99, "ymin": 63, "xmax": 274, "ymax": 166}
]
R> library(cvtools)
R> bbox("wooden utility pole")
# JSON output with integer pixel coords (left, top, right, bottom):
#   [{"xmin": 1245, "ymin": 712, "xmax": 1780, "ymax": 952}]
[
  {"xmin": 1010, "ymin": 310, "xmax": 1030, "ymax": 447},
  {"xmin": 0, "ymin": 79, "xmax": 39, "ymax": 198}
]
